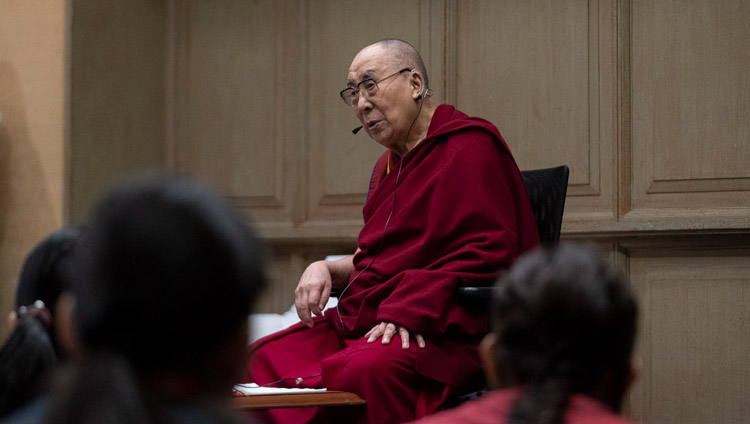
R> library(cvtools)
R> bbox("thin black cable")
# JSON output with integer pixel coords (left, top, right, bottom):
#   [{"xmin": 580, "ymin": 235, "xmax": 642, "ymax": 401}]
[{"xmin": 336, "ymin": 95, "xmax": 425, "ymax": 331}]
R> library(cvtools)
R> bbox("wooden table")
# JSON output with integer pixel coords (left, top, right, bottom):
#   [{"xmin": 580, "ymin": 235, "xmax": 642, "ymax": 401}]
[{"xmin": 233, "ymin": 391, "xmax": 366, "ymax": 410}]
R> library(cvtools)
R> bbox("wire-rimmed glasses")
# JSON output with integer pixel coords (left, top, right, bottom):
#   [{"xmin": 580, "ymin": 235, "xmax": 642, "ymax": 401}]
[{"xmin": 339, "ymin": 68, "xmax": 411, "ymax": 106}]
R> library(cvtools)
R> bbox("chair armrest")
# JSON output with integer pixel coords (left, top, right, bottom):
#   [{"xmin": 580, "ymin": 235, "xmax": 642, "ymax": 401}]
[
  {"xmin": 330, "ymin": 288, "xmax": 343, "ymax": 298},
  {"xmin": 455, "ymin": 286, "xmax": 493, "ymax": 300}
]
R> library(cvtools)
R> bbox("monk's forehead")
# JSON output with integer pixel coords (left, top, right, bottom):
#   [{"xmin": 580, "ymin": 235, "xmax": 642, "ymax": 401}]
[{"xmin": 347, "ymin": 44, "xmax": 398, "ymax": 83}]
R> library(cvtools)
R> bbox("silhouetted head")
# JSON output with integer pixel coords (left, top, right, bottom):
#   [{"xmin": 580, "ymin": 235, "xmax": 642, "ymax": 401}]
[
  {"xmin": 483, "ymin": 243, "xmax": 637, "ymax": 423},
  {"xmin": 74, "ymin": 175, "xmax": 265, "ymax": 385},
  {"xmin": 0, "ymin": 228, "xmax": 83, "ymax": 418},
  {"xmin": 15, "ymin": 227, "xmax": 82, "ymax": 319}
]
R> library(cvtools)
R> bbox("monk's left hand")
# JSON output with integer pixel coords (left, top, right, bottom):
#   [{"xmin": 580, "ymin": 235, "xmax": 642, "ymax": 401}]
[{"xmin": 365, "ymin": 322, "xmax": 426, "ymax": 349}]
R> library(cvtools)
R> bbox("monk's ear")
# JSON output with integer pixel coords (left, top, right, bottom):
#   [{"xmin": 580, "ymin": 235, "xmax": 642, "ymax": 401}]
[
  {"xmin": 409, "ymin": 70, "xmax": 424, "ymax": 100},
  {"xmin": 480, "ymin": 333, "xmax": 501, "ymax": 389}
]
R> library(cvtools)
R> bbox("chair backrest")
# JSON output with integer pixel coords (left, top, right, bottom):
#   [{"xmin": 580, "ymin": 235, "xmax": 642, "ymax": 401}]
[
  {"xmin": 447, "ymin": 165, "xmax": 571, "ymax": 408},
  {"xmin": 521, "ymin": 165, "xmax": 569, "ymax": 245}
]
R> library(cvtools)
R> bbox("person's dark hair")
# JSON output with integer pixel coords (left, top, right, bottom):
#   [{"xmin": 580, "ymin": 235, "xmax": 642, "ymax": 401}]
[
  {"xmin": 75, "ymin": 175, "xmax": 266, "ymax": 375},
  {"xmin": 41, "ymin": 175, "xmax": 266, "ymax": 424},
  {"xmin": 0, "ymin": 228, "xmax": 82, "ymax": 418},
  {"xmin": 14, "ymin": 228, "xmax": 82, "ymax": 317},
  {"xmin": 492, "ymin": 243, "xmax": 637, "ymax": 424},
  {"xmin": 376, "ymin": 38, "xmax": 430, "ymax": 94}
]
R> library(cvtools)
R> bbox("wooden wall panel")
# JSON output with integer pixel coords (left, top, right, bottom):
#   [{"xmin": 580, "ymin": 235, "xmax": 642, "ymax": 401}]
[
  {"xmin": 455, "ymin": 0, "xmax": 618, "ymax": 233},
  {"xmin": 69, "ymin": 0, "xmax": 167, "ymax": 223},
  {"xmin": 627, "ymin": 251, "xmax": 750, "ymax": 423},
  {"xmin": 628, "ymin": 0, "xmax": 750, "ymax": 222},
  {"xmin": 169, "ymin": 0, "xmax": 306, "ymax": 235},
  {"xmin": 169, "ymin": 0, "xmax": 448, "ymax": 241}
]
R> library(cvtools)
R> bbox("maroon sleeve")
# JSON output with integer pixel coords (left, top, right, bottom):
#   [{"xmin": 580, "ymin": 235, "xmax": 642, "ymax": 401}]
[{"xmin": 375, "ymin": 129, "xmax": 538, "ymax": 338}]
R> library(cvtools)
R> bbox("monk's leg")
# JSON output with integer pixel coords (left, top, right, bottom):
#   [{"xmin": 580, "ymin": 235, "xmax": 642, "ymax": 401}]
[
  {"xmin": 245, "ymin": 317, "xmax": 343, "ymax": 424},
  {"xmin": 321, "ymin": 338, "xmax": 449, "ymax": 424}
]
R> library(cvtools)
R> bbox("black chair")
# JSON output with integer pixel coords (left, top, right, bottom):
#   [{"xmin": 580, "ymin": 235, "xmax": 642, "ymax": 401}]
[
  {"xmin": 455, "ymin": 165, "xmax": 569, "ymax": 301},
  {"xmin": 446, "ymin": 165, "xmax": 570, "ymax": 407},
  {"xmin": 519, "ymin": 165, "xmax": 570, "ymax": 245},
  {"xmin": 329, "ymin": 166, "xmax": 570, "ymax": 406}
]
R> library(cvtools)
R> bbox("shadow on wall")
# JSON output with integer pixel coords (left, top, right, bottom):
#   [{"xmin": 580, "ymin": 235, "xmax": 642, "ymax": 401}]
[{"xmin": 0, "ymin": 62, "xmax": 59, "ymax": 342}]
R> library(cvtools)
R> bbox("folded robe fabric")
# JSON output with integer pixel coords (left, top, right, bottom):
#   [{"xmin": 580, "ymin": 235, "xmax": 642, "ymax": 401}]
[{"xmin": 326, "ymin": 104, "xmax": 540, "ymax": 386}]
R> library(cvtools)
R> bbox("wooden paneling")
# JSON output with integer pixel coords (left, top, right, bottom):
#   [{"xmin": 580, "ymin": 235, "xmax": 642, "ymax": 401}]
[
  {"xmin": 169, "ymin": 0, "xmax": 447, "ymax": 241},
  {"xmin": 627, "ymin": 250, "xmax": 750, "ymax": 423},
  {"xmin": 68, "ymin": 0, "xmax": 166, "ymax": 223},
  {"xmin": 628, "ymin": 0, "xmax": 750, "ymax": 218},
  {"xmin": 169, "ymin": 0, "xmax": 306, "ymax": 235},
  {"xmin": 455, "ymin": 0, "xmax": 619, "ymax": 233}
]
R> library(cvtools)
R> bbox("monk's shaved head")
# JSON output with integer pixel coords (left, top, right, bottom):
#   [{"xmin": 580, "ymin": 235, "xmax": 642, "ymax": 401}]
[{"xmin": 371, "ymin": 39, "xmax": 430, "ymax": 92}]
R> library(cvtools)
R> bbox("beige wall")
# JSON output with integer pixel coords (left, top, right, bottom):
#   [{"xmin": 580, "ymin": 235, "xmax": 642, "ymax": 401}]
[{"xmin": 0, "ymin": 0, "xmax": 66, "ymax": 342}]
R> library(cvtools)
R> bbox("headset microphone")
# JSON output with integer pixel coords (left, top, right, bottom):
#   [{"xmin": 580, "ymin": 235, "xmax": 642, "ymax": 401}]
[{"xmin": 352, "ymin": 126, "xmax": 363, "ymax": 134}]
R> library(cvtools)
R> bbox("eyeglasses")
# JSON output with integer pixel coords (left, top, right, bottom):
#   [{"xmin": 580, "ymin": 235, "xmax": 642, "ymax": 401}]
[{"xmin": 339, "ymin": 68, "xmax": 411, "ymax": 106}]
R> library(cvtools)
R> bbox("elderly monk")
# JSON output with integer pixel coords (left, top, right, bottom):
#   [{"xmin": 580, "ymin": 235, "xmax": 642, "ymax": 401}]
[{"xmin": 245, "ymin": 39, "xmax": 539, "ymax": 424}]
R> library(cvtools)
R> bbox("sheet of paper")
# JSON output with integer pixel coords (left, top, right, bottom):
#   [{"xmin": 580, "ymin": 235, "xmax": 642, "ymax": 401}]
[{"xmin": 234, "ymin": 383, "xmax": 328, "ymax": 396}]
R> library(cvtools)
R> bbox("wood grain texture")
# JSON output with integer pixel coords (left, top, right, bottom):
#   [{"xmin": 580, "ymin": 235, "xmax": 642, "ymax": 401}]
[
  {"xmin": 68, "ymin": 0, "xmax": 166, "ymax": 223},
  {"xmin": 232, "ymin": 391, "xmax": 365, "ymax": 410},
  {"xmin": 630, "ymin": 0, "xmax": 750, "ymax": 208},
  {"xmin": 169, "ymin": 0, "xmax": 305, "ymax": 234},
  {"xmin": 455, "ymin": 0, "xmax": 620, "ymax": 235},
  {"xmin": 627, "ymin": 251, "xmax": 750, "ymax": 423}
]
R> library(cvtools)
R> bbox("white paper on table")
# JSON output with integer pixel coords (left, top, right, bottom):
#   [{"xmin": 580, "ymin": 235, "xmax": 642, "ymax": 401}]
[{"xmin": 234, "ymin": 383, "xmax": 328, "ymax": 395}]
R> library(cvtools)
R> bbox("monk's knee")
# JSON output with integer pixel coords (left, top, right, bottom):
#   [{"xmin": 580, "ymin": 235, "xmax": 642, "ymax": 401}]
[{"xmin": 322, "ymin": 343, "xmax": 418, "ymax": 393}]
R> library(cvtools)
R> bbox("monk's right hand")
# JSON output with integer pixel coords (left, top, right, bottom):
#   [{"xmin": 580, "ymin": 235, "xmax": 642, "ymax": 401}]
[{"xmin": 294, "ymin": 261, "xmax": 333, "ymax": 327}]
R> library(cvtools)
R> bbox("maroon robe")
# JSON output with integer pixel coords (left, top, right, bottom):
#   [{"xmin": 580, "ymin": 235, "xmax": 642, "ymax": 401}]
[
  {"xmin": 246, "ymin": 105, "xmax": 539, "ymax": 423},
  {"xmin": 408, "ymin": 388, "xmax": 640, "ymax": 424}
]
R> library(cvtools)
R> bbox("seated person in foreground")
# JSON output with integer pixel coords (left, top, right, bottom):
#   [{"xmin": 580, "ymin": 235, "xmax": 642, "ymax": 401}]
[
  {"xmin": 245, "ymin": 38, "xmax": 539, "ymax": 424},
  {"xmin": 0, "ymin": 228, "xmax": 82, "ymax": 418},
  {"xmin": 3, "ymin": 176, "xmax": 266, "ymax": 424},
  {"xmin": 411, "ymin": 243, "xmax": 640, "ymax": 424}
]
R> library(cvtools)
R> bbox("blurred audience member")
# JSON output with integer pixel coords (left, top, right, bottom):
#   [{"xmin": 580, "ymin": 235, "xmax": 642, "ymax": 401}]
[
  {"xmin": 412, "ymin": 243, "xmax": 639, "ymax": 424},
  {"xmin": 3, "ymin": 175, "xmax": 265, "ymax": 424},
  {"xmin": 0, "ymin": 228, "xmax": 82, "ymax": 418}
]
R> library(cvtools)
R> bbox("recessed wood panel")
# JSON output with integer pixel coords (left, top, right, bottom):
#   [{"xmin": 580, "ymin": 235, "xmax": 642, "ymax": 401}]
[
  {"xmin": 630, "ymin": 0, "xmax": 750, "ymax": 208},
  {"xmin": 627, "ymin": 252, "xmax": 750, "ymax": 423},
  {"xmin": 69, "ymin": 0, "xmax": 166, "ymax": 223},
  {"xmin": 455, "ymin": 0, "xmax": 618, "ymax": 233},
  {"xmin": 169, "ymin": 0, "xmax": 305, "ymax": 228}
]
